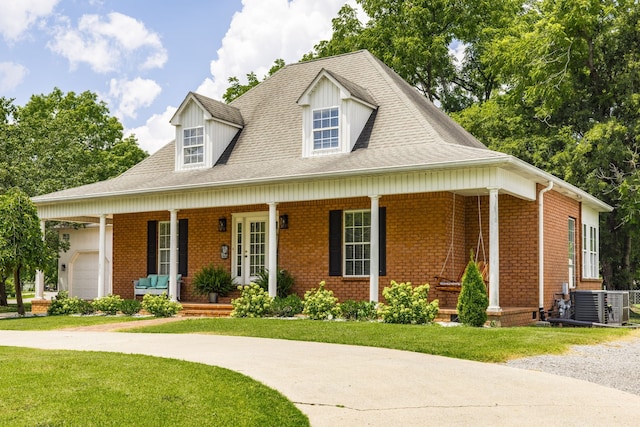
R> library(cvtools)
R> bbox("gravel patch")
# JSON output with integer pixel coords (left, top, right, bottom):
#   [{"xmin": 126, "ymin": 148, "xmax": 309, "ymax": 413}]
[{"xmin": 506, "ymin": 334, "xmax": 640, "ymax": 396}]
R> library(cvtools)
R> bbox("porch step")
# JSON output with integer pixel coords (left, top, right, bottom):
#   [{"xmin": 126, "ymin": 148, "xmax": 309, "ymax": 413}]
[{"xmin": 179, "ymin": 303, "xmax": 233, "ymax": 318}]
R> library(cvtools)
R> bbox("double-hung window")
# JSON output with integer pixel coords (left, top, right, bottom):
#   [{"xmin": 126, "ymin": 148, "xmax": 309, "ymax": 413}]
[
  {"xmin": 344, "ymin": 210, "xmax": 371, "ymax": 276},
  {"xmin": 582, "ymin": 224, "xmax": 599, "ymax": 279},
  {"xmin": 158, "ymin": 222, "xmax": 171, "ymax": 275},
  {"xmin": 313, "ymin": 107, "xmax": 339, "ymax": 150},
  {"xmin": 183, "ymin": 126, "xmax": 204, "ymax": 165}
]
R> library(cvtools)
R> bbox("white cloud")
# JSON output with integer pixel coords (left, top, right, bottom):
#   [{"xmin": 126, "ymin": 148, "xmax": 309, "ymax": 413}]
[
  {"xmin": 0, "ymin": 0, "xmax": 58, "ymax": 42},
  {"xmin": 108, "ymin": 77, "xmax": 162, "ymax": 120},
  {"xmin": 48, "ymin": 12, "xmax": 167, "ymax": 73},
  {"xmin": 0, "ymin": 61, "xmax": 28, "ymax": 92},
  {"xmin": 197, "ymin": 0, "xmax": 359, "ymax": 100},
  {"xmin": 125, "ymin": 106, "xmax": 176, "ymax": 154}
]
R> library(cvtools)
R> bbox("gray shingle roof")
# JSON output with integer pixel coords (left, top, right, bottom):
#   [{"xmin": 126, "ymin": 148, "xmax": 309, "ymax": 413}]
[{"xmin": 34, "ymin": 50, "xmax": 508, "ymax": 202}]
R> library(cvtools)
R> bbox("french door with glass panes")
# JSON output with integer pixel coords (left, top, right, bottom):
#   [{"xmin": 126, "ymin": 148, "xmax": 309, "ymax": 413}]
[{"xmin": 232, "ymin": 213, "xmax": 269, "ymax": 285}]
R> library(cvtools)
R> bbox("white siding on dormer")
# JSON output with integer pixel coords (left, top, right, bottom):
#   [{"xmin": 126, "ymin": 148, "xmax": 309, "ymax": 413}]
[
  {"xmin": 309, "ymin": 78, "xmax": 341, "ymax": 107},
  {"xmin": 345, "ymin": 99, "xmax": 373, "ymax": 152}
]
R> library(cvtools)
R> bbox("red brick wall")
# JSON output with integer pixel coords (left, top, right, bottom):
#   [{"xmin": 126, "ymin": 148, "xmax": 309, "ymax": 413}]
[{"xmin": 111, "ymin": 189, "xmax": 595, "ymax": 311}]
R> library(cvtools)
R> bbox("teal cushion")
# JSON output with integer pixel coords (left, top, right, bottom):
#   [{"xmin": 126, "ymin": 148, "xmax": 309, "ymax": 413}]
[
  {"xmin": 156, "ymin": 275, "xmax": 169, "ymax": 289},
  {"xmin": 137, "ymin": 277, "xmax": 151, "ymax": 288},
  {"xmin": 148, "ymin": 274, "xmax": 158, "ymax": 288}
]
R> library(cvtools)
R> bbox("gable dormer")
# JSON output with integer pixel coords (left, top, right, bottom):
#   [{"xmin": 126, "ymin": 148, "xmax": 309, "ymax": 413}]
[
  {"xmin": 170, "ymin": 92, "xmax": 243, "ymax": 171},
  {"xmin": 297, "ymin": 69, "xmax": 377, "ymax": 158}
]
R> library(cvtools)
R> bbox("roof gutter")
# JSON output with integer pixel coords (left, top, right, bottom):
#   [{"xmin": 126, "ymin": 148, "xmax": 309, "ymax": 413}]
[{"xmin": 538, "ymin": 181, "xmax": 554, "ymax": 320}]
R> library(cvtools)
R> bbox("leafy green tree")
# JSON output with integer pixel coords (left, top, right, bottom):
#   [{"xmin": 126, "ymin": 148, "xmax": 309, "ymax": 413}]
[
  {"xmin": 457, "ymin": 258, "xmax": 488, "ymax": 327},
  {"xmin": 0, "ymin": 188, "xmax": 51, "ymax": 315},
  {"xmin": 0, "ymin": 89, "xmax": 148, "ymax": 300},
  {"xmin": 467, "ymin": 0, "xmax": 640, "ymax": 288},
  {"xmin": 223, "ymin": 59, "xmax": 285, "ymax": 103}
]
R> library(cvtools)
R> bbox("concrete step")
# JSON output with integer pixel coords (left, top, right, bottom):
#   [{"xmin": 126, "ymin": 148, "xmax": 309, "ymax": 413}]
[{"xmin": 179, "ymin": 303, "xmax": 233, "ymax": 318}]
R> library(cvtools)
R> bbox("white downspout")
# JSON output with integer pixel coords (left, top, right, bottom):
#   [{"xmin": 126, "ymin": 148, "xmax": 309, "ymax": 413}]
[{"xmin": 538, "ymin": 181, "xmax": 553, "ymax": 320}]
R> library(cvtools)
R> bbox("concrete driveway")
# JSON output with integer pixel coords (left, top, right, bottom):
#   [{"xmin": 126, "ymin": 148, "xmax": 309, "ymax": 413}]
[{"xmin": 0, "ymin": 330, "xmax": 638, "ymax": 426}]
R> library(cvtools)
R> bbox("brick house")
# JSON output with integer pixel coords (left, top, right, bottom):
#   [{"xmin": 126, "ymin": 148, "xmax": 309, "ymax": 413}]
[{"xmin": 32, "ymin": 50, "xmax": 610, "ymax": 325}]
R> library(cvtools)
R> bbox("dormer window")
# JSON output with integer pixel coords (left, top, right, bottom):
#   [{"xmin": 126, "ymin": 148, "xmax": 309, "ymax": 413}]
[
  {"xmin": 298, "ymin": 69, "xmax": 377, "ymax": 158},
  {"xmin": 313, "ymin": 107, "xmax": 339, "ymax": 150},
  {"xmin": 183, "ymin": 127, "xmax": 204, "ymax": 165},
  {"xmin": 170, "ymin": 92, "xmax": 244, "ymax": 172}
]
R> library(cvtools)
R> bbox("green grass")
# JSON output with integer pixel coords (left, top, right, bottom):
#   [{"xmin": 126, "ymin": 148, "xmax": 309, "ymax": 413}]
[
  {"xmin": 0, "ymin": 315, "xmax": 149, "ymax": 330},
  {"xmin": 0, "ymin": 347, "xmax": 308, "ymax": 427},
  {"xmin": 0, "ymin": 302, "xmax": 32, "ymax": 313},
  {"xmin": 124, "ymin": 317, "xmax": 636, "ymax": 363}
]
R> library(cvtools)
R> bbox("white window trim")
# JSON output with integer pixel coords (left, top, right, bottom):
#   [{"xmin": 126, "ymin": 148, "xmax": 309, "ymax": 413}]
[
  {"xmin": 312, "ymin": 106, "xmax": 341, "ymax": 154},
  {"xmin": 158, "ymin": 221, "xmax": 179, "ymax": 275},
  {"xmin": 568, "ymin": 217, "xmax": 576, "ymax": 288},
  {"xmin": 343, "ymin": 209, "xmax": 371, "ymax": 277},
  {"xmin": 182, "ymin": 126, "xmax": 205, "ymax": 167},
  {"xmin": 582, "ymin": 223, "xmax": 599, "ymax": 279}
]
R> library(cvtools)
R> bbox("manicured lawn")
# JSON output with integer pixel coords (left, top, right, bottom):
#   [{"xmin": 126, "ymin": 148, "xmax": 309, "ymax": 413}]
[
  {"xmin": 0, "ymin": 302, "xmax": 32, "ymax": 313},
  {"xmin": 0, "ymin": 347, "xmax": 308, "ymax": 427},
  {"xmin": 125, "ymin": 317, "xmax": 637, "ymax": 363},
  {"xmin": 0, "ymin": 315, "xmax": 149, "ymax": 330}
]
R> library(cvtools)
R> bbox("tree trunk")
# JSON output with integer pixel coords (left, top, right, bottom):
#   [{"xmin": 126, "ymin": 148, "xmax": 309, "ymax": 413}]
[
  {"xmin": 0, "ymin": 276, "xmax": 7, "ymax": 306},
  {"xmin": 14, "ymin": 265, "xmax": 25, "ymax": 316}
]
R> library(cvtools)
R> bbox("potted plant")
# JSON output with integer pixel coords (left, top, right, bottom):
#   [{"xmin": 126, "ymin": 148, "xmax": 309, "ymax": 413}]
[{"xmin": 192, "ymin": 264, "xmax": 236, "ymax": 303}]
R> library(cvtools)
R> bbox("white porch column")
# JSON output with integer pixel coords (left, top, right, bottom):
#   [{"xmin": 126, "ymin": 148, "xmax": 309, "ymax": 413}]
[
  {"xmin": 268, "ymin": 202, "xmax": 278, "ymax": 298},
  {"xmin": 97, "ymin": 214, "xmax": 107, "ymax": 298},
  {"xmin": 369, "ymin": 195, "xmax": 380, "ymax": 302},
  {"xmin": 35, "ymin": 220, "xmax": 46, "ymax": 299},
  {"xmin": 169, "ymin": 209, "xmax": 179, "ymax": 302},
  {"xmin": 488, "ymin": 188, "xmax": 501, "ymax": 312}
]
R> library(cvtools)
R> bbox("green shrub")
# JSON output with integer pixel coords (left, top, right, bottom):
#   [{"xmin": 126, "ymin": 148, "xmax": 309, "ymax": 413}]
[
  {"xmin": 231, "ymin": 284, "xmax": 273, "ymax": 318},
  {"xmin": 340, "ymin": 300, "xmax": 378, "ymax": 321},
  {"xmin": 120, "ymin": 299, "xmax": 142, "ymax": 316},
  {"xmin": 92, "ymin": 294, "xmax": 123, "ymax": 315},
  {"xmin": 255, "ymin": 269, "xmax": 295, "ymax": 298},
  {"xmin": 5, "ymin": 279, "xmax": 15, "ymax": 298},
  {"xmin": 141, "ymin": 293, "xmax": 182, "ymax": 317},
  {"xmin": 192, "ymin": 264, "xmax": 236, "ymax": 296},
  {"xmin": 378, "ymin": 281, "xmax": 439, "ymax": 324},
  {"xmin": 303, "ymin": 281, "xmax": 341, "ymax": 320},
  {"xmin": 457, "ymin": 259, "xmax": 489, "ymax": 327},
  {"xmin": 269, "ymin": 294, "xmax": 304, "ymax": 317},
  {"xmin": 47, "ymin": 291, "xmax": 94, "ymax": 316}
]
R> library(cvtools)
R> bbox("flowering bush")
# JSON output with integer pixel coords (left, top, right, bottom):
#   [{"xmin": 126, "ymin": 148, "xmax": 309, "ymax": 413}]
[
  {"xmin": 47, "ymin": 291, "xmax": 95, "ymax": 315},
  {"xmin": 92, "ymin": 294, "xmax": 123, "ymax": 315},
  {"xmin": 303, "ymin": 281, "xmax": 341, "ymax": 320},
  {"xmin": 377, "ymin": 281, "xmax": 439, "ymax": 324},
  {"xmin": 231, "ymin": 283, "xmax": 273, "ymax": 318},
  {"xmin": 141, "ymin": 293, "xmax": 182, "ymax": 317}
]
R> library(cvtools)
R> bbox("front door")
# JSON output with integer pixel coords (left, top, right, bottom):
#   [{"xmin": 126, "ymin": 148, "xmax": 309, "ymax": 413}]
[{"xmin": 233, "ymin": 213, "xmax": 269, "ymax": 285}]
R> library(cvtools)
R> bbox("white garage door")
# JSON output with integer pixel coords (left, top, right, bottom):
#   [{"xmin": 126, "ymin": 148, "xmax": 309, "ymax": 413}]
[{"xmin": 71, "ymin": 252, "xmax": 98, "ymax": 300}]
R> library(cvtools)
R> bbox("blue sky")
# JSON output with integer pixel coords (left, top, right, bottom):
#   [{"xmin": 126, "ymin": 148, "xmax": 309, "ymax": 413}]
[{"xmin": 0, "ymin": 0, "xmax": 354, "ymax": 153}]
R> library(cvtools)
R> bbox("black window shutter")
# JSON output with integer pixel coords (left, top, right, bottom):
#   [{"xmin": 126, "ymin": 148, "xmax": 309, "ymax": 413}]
[
  {"xmin": 379, "ymin": 207, "xmax": 387, "ymax": 276},
  {"xmin": 329, "ymin": 210, "xmax": 342, "ymax": 276},
  {"xmin": 178, "ymin": 219, "xmax": 188, "ymax": 276},
  {"xmin": 147, "ymin": 221, "xmax": 158, "ymax": 275}
]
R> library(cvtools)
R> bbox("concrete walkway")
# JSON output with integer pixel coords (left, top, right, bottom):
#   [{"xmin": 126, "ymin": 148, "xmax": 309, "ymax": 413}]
[{"xmin": 0, "ymin": 330, "xmax": 639, "ymax": 426}]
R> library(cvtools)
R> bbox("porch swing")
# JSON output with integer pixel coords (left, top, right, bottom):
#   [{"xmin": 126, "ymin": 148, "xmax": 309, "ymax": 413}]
[{"xmin": 434, "ymin": 194, "xmax": 489, "ymax": 293}]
